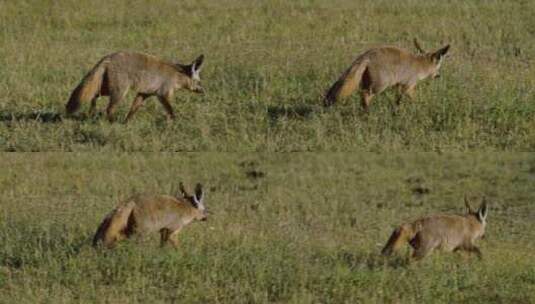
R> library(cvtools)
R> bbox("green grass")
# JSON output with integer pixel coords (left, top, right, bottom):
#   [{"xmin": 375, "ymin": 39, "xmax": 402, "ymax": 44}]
[
  {"xmin": 2, "ymin": 2, "xmax": 534, "ymax": 302},
  {"xmin": 1, "ymin": 1, "xmax": 535, "ymax": 151},
  {"xmin": 1, "ymin": 153, "xmax": 534, "ymax": 303}
]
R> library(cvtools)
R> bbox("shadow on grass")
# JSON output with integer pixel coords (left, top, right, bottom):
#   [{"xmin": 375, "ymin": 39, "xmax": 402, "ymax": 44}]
[
  {"xmin": 60, "ymin": 112, "xmax": 108, "ymax": 123},
  {"xmin": 336, "ymin": 249, "xmax": 410, "ymax": 270},
  {"xmin": 0, "ymin": 110, "xmax": 64, "ymax": 124},
  {"xmin": 267, "ymin": 102, "xmax": 317, "ymax": 125},
  {"xmin": 0, "ymin": 109, "xmax": 108, "ymax": 124}
]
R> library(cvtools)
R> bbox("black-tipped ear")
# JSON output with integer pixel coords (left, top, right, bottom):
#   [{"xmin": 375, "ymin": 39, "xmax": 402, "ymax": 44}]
[
  {"xmin": 178, "ymin": 182, "xmax": 189, "ymax": 197},
  {"xmin": 433, "ymin": 45, "xmax": 450, "ymax": 60},
  {"xmin": 478, "ymin": 198, "xmax": 488, "ymax": 222},
  {"xmin": 192, "ymin": 54, "xmax": 204, "ymax": 71},
  {"xmin": 413, "ymin": 38, "xmax": 426, "ymax": 54},
  {"xmin": 194, "ymin": 183, "xmax": 203, "ymax": 202},
  {"xmin": 464, "ymin": 195, "xmax": 474, "ymax": 213}
]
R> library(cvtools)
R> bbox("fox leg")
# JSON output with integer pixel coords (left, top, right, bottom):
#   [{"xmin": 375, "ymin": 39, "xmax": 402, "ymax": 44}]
[
  {"xmin": 394, "ymin": 86, "xmax": 404, "ymax": 106},
  {"xmin": 394, "ymin": 84, "xmax": 416, "ymax": 106},
  {"xmin": 360, "ymin": 91, "xmax": 374, "ymax": 111},
  {"xmin": 89, "ymin": 81, "xmax": 109, "ymax": 117},
  {"xmin": 106, "ymin": 94, "xmax": 122, "ymax": 122},
  {"xmin": 400, "ymin": 84, "xmax": 416, "ymax": 104},
  {"xmin": 167, "ymin": 228, "xmax": 182, "ymax": 248},
  {"xmin": 405, "ymin": 86, "xmax": 416, "ymax": 99},
  {"xmin": 409, "ymin": 233, "xmax": 433, "ymax": 260},
  {"xmin": 88, "ymin": 97, "xmax": 98, "ymax": 117},
  {"xmin": 106, "ymin": 85, "xmax": 129, "ymax": 123},
  {"xmin": 124, "ymin": 94, "xmax": 147, "ymax": 123},
  {"xmin": 411, "ymin": 244, "xmax": 433, "ymax": 260},
  {"xmin": 106, "ymin": 98, "xmax": 120, "ymax": 122},
  {"xmin": 160, "ymin": 228, "xmax": 171, "ymax": 247},
  {"xmin": 157, "ymin": 93, "xmax": 176, "ymax": 120},
  {"xmin": 463, "ymin": 244, "xmax": 483, "ymax": 259}
]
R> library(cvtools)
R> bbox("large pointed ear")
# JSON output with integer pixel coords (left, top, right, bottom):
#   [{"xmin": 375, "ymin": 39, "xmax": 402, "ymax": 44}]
[
  {"xmin": 432, "ymin": 45, "xmax": 450, "ymax": 60},
  {"xmin": 191, "ymin": 54, "xmax": 204, "ymax": 73},
  {"xmin": 477, "ymin": 198, "xmax": 488, "ymax": 222},
  {"xmin": 193, "ymin": 183, "xmax": 204, "ymax": 207},
  {"xmin": 413, "ymin": 38, "xmax": 426, "ymax": 54},
  {"xmin": 178, "ymin": 182, "xmax": 189, "ymax": 198},
  {"xmin": 464, "ymin": 195, "xmax": 475, "ymax": 213}
]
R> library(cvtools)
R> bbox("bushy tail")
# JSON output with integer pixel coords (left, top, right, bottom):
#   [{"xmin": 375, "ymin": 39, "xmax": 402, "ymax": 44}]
[
  {"xmin": 381, "ymin": 224, "xmax": 415, "ymax": 256},
  {"xmin": 323, "ymin": 57, "xmax": 369, "ymax": 107},
  {"xmin": 66, "ymin": 57, "xmax": 109, "ymax": 114},
  {"xmin": 92, "ymin": 201, "xmax": 136, "ymax": 248}
]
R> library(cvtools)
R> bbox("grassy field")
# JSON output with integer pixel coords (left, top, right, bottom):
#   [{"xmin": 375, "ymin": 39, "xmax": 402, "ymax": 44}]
[
  {"xmin": 1, "ymin": 153, "xmax": 534, "ymax": 303},
  {"xmin": 2, "ymin": 2, "xmax": 534, "ymax": 302},
  {"xmin": 1, "ymin": 1, "xmax": 535, "ymax": 151}
]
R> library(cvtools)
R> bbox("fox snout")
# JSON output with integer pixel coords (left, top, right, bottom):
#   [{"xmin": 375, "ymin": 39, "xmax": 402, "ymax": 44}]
[
  {"xmin": 199, "ymin": 209, "xmax": 210, "ymax": 221},
  {"xmin": 197, "ymin": 212, "xmax": 208, "ymax": 221},
  {"xmin": 193, "ymin": 86, "xmax": 205, "ymax": 94},
  {"xmin": 187, "ymin": 81, "xmax": 205, "ymax": 94}
]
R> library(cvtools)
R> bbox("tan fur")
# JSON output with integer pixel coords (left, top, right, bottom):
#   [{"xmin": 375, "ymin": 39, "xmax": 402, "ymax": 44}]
[
  {"xmin": 93, "ymin": 184, "xmax": 207, "ymax": 249},
  {"xmin": 381, "ymin": 198, "xmax": 488, "ymax": 260},
  {"xmin": 66, "ymin": 52, "xmax": 205, "ymax": 122},
  {"xmin": 323, "ymin": 40, "xmax": 450, "ymax": 109}
]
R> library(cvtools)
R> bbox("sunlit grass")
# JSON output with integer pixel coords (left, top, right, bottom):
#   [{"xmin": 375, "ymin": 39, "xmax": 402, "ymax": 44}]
[
  {"xmin": 0, "ymin": 0, "xmax": 534, "ymax": 151},
  {"xmin": 0, "ymin": 153, "xmax": 534, "ymax": 302}
]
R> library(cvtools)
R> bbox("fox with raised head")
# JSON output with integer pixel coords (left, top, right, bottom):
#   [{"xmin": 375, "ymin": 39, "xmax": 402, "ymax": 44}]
[
  {"xmin": 381, "ymin": 196, "xmax": 488, "ymax": 260},
  {"xmin": 66, "ymin": 52, "xmax": 205, "ymax": 122},
  {"xmin": 323, "ymin": 39, "xmax": 450, "ymax": 110},
  {"xmin": 93, "ymin": 183, "xmax": 207, "ymax": 248}
]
